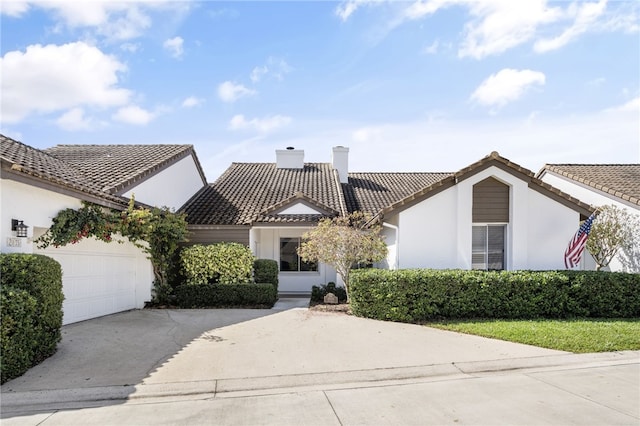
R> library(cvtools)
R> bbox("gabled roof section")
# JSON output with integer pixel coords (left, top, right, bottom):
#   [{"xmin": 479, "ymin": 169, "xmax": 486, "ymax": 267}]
[
  {"xmin": 45, "ymin": 144, "xmax": 207, "ymax": 194},
  {"xmin": 378, "ymin": 152, "xmax": 594, "ymax": 219},
  {"xmin": 180, "ymin": 162, "xmax": 346, "ymax": 225},
  {"xmin": 537, "ymin": 164, "xmax": 640, "ymax": 207},
  {"xmin": 257, "ymin": 191, "xmax": 339, "ymax": 222},
  {"xmin": 344, "ymin": 172, "xmax": 452, "ymax": 217},
  {"xmin": 1, "ymin": 134, "xmax": 126, "ymax": 207}
]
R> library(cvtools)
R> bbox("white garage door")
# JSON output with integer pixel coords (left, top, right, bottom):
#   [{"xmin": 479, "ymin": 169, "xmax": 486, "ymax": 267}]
[{"xmin": 35, "ymin": 235, "xmax": 152, "ymax": 325}]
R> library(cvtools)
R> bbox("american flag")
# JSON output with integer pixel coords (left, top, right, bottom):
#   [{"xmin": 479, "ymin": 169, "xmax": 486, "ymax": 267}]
[{"xmin": 564, "ymin": 213, "xmax": 597, "ymax": 269}]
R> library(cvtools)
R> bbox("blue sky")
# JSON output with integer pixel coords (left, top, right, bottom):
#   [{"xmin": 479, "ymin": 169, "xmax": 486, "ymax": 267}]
[{"xmin": 1, "ymin": 0, "xmax": 639, "ymax": 181}]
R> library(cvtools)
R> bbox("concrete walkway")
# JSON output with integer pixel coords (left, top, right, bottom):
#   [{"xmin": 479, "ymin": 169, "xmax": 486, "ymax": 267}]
[{"xmin": 1, "ymin": 300, "xmax": 639, "ymax": 425}]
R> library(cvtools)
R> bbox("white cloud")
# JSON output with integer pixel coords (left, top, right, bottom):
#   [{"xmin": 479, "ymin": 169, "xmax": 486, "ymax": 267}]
[
  {"xmin": 352, "ymin": 126, "xmax": 383, "ymax": 142},
  {"xmin": 250, "ymin": 57, "xmax": 293, "ymax": 83},
  {"xmin": 335, "ymin": 0, "xmax": 374, "ymax": 22},
  {"xmin": 587, "ymin": 77, "xmax": 606, "ymax": 87},
  {"xmin": 604, "ymin": 96, "xmax": 640, "ymax": 113},
  {"xmin": 1, "ymin": 0, "xmax": 30, "ymax": 17},
  {"xmin": 112, "ymin": 105, "xmax": 154, "ymax": 125},
  {"xmin": 470, "ymin": 68, "xmax": 546, "ymax": 109},
  {"xmin": 163, "ymin": 36, "xmax": 184, "ymax": 59},
  {"xmin": 181, "ymin": 96, "xmax": 203, "ymax": 108},
  {"xmin": 458, "ymin": 0, "xmax": 562, "ymax": 59},
  {"xmin": 250, "ymin": 65, "xmax": 268, "ymax": 83},
  {"xmin": 342, "ymin": 0, "xmax": 622, "ymax": 59},
  {"xmin": 229, "ymin": 114, "xmax": 292, "ymax": 133},
  {"xmin": 4, "ymin": 1, "xmax": 192, "ymax": 41},
  {"xmin": 404, "ymin": 0, "xmax": 452, "ymax": 20},
  {"xmin": 422, "ymin": 39, "xmax": 439, "ymax": 54},
  {"xmin": 534, "ymin": 0, "xmax": 607, "ymax": 53},
  {"xmin": 1, "ymin": 42, "xmax": 131, "ymax": 124},
  {"xmin": 120, "ymin": 42, "xmax": 140, "ymax": 53},
  {"xmin": 217, "ymin": 81, "xmax": 256, "ymax": 103},
  {"xmin": 56, "ymin": 108, "xmax": 92, "ymax": 131}
]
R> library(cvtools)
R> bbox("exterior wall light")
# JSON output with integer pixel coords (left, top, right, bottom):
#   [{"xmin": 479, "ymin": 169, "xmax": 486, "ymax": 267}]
[{"xmin": 11, "ymin": 219, "xmax": 28, "ymax": 238}]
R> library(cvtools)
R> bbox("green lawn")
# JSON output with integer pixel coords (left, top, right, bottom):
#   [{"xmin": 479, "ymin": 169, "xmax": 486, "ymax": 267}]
[{"xmin": 426, "ymin": 318, "xmax": 640, "ymax": 353}]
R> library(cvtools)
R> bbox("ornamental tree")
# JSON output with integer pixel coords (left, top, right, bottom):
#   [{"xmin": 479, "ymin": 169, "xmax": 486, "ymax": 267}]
[
  {"xmin": 36, "ymin": 198, "xmax": 189, "ymax": 304},
  {"xmin": 298, "ymin": 212, "xmax": 387, "ymax": 302},
  {"xmin": 586, "ymin": 204, "xmax": 639, "ymax": 271}
]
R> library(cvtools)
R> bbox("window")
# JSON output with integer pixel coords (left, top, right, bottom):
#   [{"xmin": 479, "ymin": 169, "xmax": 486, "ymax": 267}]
[
  {"xmin": 472, "ymin": 225, "xmax": 506, "ymax": 270},
  {"xmin": 279, "ymin": 238, "xmax": 317, "ymax": 272}
]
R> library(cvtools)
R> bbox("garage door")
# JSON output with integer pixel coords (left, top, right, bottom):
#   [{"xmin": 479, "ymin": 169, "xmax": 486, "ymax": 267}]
[{"xmin": 35, "ymin": 235, "xmax": 152, "ymax": 325}]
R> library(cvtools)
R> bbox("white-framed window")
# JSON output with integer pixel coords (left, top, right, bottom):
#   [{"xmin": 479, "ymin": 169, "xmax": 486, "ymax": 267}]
[
  {"xmin": 279, "ymin": 237, "xmax": 317, "ymax": 272},
  {"xmin": 472, "ymin": 224, "xmax": 506, "ymax": 270}
]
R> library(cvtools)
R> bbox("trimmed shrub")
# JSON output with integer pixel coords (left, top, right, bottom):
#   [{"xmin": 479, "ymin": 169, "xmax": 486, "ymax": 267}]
[
  {"xmin": 311, "ymin": 282, "xmax": 347, "ymax": 303},
  {"xmin": 254, "ymin": 259, "xmax": 279, "ymax": 293},
  {"xmin": 349, "ymin": 269, "xmax": 640, "ymax": 322},
  {"xmin": 0, "ymin": 254, "xmax": 64, "ymax": 383},
  {"xmin": 181, "ymin": 243, "xmax": 255, "ymax": 285},
  {"xmin": 1, "ymin": 286, "xmax": 38, "ymax": 383},
  {"xmin": 174, "ymin": 283, "xmax": 277, "ymax": 308}
]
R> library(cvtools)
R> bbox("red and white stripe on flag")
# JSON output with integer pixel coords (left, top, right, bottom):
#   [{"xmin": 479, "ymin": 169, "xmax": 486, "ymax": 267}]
[{"xmin": 564, "ymin": 213, "xmax": 596, "ymax": 269}]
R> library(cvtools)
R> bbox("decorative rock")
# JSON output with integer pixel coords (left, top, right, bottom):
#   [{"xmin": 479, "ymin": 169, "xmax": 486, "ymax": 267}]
[{"xmin": 323, "ymin": 292, "xmax": 338, "ymax": 305}]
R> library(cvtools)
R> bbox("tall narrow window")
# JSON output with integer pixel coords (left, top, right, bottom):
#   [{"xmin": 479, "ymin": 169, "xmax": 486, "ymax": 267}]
[
  {"xmin": 279, "ymin": 238, "xmax": 317, "ymax": 272},
  {"xmin": 472, "ymin": 225, "xmax": 506, "ymax": 270}
]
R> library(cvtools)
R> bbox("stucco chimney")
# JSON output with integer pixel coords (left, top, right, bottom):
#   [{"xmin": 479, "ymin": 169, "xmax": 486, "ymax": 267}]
[
  {"xmin": 332, "ymin": 146, "xmax": 349, "ymax": 184},
  {"xmin": 276, "ymin": 147, "xmax": 304, "ymax": 169}
]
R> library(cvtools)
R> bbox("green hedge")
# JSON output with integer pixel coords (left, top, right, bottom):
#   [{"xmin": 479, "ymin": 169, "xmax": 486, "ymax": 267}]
[
  {"xmin": 254, "ymin": 259, "xmax": 279, "ymax": 293},
  {"xmin": 0, "ymin": 254, "xmax": 64, "ymax": 383},
  {"xmin": 350, "ymin": 269, "xmax": 640, "ymax": 322},
  {"xmin": 181, "ymin": 243, "xmax": 255, "ymax": 285},
  {"xmin": 311, "ymin": 282, "xmax": 347, "ymax": 303},
  {"xmin": 174, "ymin": 283, "xmax": 277, "ymax": 308},
  {"xmin": 1, "ymin": 287, "xmax": 38, "ymax": 384}
]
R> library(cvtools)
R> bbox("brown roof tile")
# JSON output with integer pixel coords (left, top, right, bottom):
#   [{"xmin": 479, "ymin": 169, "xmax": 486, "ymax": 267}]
[
  {"xmin": 540, "ymin": 164, "xmax": 640, "ymax": 207},
  {"xmin": 45, "ymin": 144, "xmax": 204, "ymax": 193},
  {"xmin": 1, "ymin": 134, "xmax": 126, "ymax": 206},
  {"xmin": 344, "ymin": 172, "xmax": 452, "ymax": 217},
  {"xmin": 181, "ymin": 163, "xmax": 345, "ymax": 225}
]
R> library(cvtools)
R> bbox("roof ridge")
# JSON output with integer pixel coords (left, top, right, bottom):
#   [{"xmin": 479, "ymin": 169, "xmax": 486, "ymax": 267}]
[{"xmin": 1, "ymin": 134, "xmax": 127, "ymax": 206}]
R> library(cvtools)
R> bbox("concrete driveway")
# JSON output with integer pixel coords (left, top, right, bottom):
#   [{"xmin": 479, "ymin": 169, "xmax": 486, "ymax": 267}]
[{"xmin": 2, "ymin": 300, "xmax": 639, "ymax": 425}]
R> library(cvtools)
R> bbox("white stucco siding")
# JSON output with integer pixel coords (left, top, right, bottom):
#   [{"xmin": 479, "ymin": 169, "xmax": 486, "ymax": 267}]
[
  {"xmin": 393, "ymin": 165, "xmax": 585, "ymax": 271},
  {"xmin": 540, "ymin": 172, "xmax": 638, "ymax": 271},
  {"xmin": 526, "ymin": 189, "xmax": 580, "ymax": 270},
  {"xmin": 122, "ymin": 155, "xmax": 204, "ymax": 210},
  {"xmin": 1, "ymin": 179, "xmax": 82, "ymax": 253},
  {"xmin": 397, "ymin": 187, "xmax": 458, "ymax": 269},
  {"xmin": 251, "ymin": 226, "xmax": 337, "ymax": 294},
  {"xmin": 279, "ymin": 203, "xmax": 322, "ymax": 214},
  {"xmin": 1, "ymin": 179, "xmax": 153, "ymax": 324}
]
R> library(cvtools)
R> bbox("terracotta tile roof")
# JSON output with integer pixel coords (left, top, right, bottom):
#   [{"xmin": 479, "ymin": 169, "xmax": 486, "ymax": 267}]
[
  {"xmin": 344, "ymin": 172, "xmax": 452, "ymax": 217},
  {"xmin": 181, "ymin": 163, "xmax": 346, "ymax": 225},
  {"xmin": 1, "ymin": 134, "xmax": 126, "ymax": 206},
  {"xmin": 45, "ymin": 144, "xmax": 203, "ymax": 193},
  {"xmin": 539, "ymin": 164, "xmax": 640, "ymax": 207}
]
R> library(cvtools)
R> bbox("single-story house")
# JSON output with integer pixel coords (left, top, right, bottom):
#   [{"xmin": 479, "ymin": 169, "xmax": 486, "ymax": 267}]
[
  {"xmin": 537, "ymin": 163, "xmax": 640, "ymax": 272},
  {"xmin": 1, "ymin": 134, "xmax": 207, "ymax": 324},
  {"xmin": 181, "ymin": 147, "xmax": 594, "ymax": 295}
]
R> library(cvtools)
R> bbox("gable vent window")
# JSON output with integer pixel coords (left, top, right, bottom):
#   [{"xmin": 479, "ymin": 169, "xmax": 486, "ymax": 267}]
[
  {"xmin": 279, "ymin": 238, "xmax": 317, "ymax": 272},
  {"xmin": 472, "ymin": 225, "xmax": 506, "ymax": 270}
]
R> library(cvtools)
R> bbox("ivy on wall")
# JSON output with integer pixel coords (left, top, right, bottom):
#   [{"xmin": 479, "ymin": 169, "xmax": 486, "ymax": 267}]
[{"xmin": 36, "ymin": 198, "xmax": 189, "ymax": 304}]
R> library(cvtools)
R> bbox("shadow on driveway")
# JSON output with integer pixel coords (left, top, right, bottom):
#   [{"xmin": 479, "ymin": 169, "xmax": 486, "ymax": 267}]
[{"xmin": 1, "ymin": 308, "xmax": 282, "ymax": 395}]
